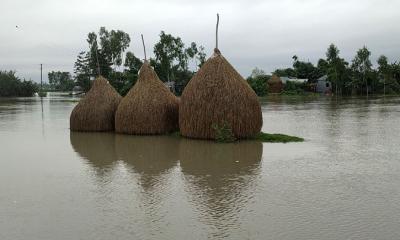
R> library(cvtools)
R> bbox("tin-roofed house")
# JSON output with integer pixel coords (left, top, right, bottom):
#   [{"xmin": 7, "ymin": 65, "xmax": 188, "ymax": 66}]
[{"xmin": 316, "ymin": 75, "xmax": 332, "ymax": 94}]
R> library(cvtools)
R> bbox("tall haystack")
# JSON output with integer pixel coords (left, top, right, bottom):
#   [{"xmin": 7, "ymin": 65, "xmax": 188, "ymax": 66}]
[
  {"xmin": 70, "ymin": 76, "xmax": 121, "ymax": 131},
  {"xmin": 179, "ymin": 48, "xmax": 262, "ymax": 139},
  {"xmin": 115, "ymin": 61, "xmax": 179, "ymax": 134},
  {"xmin": 267, "ymin": 74, "xmax": 283, "ymax": 93},
  {"xmin": 179, "ymin": 14, "xmax": 262, "ymax": 140}
]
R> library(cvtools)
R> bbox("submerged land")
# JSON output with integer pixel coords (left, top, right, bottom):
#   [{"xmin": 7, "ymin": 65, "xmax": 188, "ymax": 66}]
[{"xmin": 1, "ymin": 94, "xmax": 399, "ymax": 239}]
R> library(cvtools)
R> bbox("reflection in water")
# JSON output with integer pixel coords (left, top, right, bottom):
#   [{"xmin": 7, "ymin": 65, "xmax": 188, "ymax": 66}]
[
  {"xmin": 116, "ymin": 135, "xmax": 180, "ymax": 236},
  {"xmin": 115, "ymin": 134, "xmax": 180, "ymax": 189},
  {"xmin": 180, "ymin": 139, "xmax": 262, "ymax": 239},
  {"xmin": 70, "ymin": 132, "xmax": 118, "ymax": 175}
]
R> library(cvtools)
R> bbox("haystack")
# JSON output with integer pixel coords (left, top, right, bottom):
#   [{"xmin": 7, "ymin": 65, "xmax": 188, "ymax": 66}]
[
  {"xmin": 179, "ymin": 49, "xmax": 262, "ymax": 139},
  {"xmin": 267, "ymin": 74, "xmax": 283, "ymax": 93},
  {"xmin": 115, "ymin": 61, "xmax": 179, "ymax": 134},
  {"xmin": 70, "ymin": 76, "xmax": 121, "ymax": 131}
]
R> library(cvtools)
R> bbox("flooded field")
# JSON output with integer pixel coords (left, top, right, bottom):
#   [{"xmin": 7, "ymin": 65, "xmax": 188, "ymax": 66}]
[{"xmin": 1, "ymin": 94, "xmax": 400, "ymax": 240}]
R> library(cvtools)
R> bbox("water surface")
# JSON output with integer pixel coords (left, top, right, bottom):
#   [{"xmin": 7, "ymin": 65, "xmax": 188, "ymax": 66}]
[{"xmin": 1, "ymin": 94, "xmax": 400, "ymax": 240}]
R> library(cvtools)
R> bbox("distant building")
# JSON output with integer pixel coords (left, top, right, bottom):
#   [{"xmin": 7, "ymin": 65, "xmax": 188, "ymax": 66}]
[
  {"xmin": 316, "ymin": 75, "xmax": 332, "ymax": 94},
  {"xmin": 280, "ymin": 77, "xmax": 308, "ymax": 84},
  {"xmin": 164, "ymin": 81, "xmax": 175, "ymax": 93}
]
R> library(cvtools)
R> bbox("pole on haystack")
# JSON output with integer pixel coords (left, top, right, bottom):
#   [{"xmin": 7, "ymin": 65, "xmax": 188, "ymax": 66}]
[
  {"xmin": 141, "ymin": 34, "xmax": 147, "ymax": 61},
  {"xmin": 215, "ymin": 13, "xmax": 219, "ymax": 49}
]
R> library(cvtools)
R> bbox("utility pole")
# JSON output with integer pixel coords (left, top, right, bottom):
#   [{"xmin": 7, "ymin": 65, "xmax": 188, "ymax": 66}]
[{"xmin": 40, "ymin": 63, "xmax": 43, "ymax": 91}]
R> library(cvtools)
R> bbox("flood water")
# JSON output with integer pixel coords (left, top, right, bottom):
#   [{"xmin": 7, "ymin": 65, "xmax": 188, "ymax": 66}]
[{"xmin": 1, "ymin": 94, "xmax": 400, "ymax": 240}]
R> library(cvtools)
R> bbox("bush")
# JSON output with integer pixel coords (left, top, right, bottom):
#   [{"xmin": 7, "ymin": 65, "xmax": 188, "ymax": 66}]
[
  {"xmin": 247, "ymin": 75, "xmax": 270, "ymax": 96},
  {"xmin": 212, "ymin": 122, "xmax": 236, "ymax": 143},
  {"xmin": 282, "ymin": 81, "xmax": 307, "ymax": 95}
]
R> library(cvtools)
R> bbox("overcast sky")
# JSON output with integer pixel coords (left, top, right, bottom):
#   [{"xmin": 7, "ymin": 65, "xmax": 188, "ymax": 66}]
[{"xmin": 1, "ymin": 0, "xmax": 400, "ymax": 82}]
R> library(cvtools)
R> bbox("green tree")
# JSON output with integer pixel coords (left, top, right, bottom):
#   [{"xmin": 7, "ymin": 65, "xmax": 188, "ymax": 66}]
[
  {"xmin": 247, "ymin": 68, "xmax": 270, "ymax": 96},
  {"xmin": 274, "ymin": 68, "xmax": 296, "ymax": 77},
  {"xmin": 153, "ymin": 31, "xmax": 187, "ymax": 82},
  {"xmin": 152, "ymin": 31, "xmax": 207, "ymax": 94},
  {"xmin": 74, "ymin": 51, "xmax": 91, "ymax": 92},
  {"xmin": 292, "ymin": 56, "xmax": 323, "ymax": 82},
  {"xmin": 351, "ymin": 46, "xmax": 372, "ymax": 96},
  {"xmin": 325, "ymin": 44, "xmax": 349, "ymax": 95},
  {"xmin": 0, "ymin": 71, "xmax": 38, "ymax": 97},
  {"xmin": 48, "ymin": 71, "xmax": 74, "ymax": 91},
  {"xmin": 377, "ymin": 55, "xmax": 390, "ymax": 95},
  {"xmin": 118, "ymin": 51, "xmax": 143, "ymax": 96}
]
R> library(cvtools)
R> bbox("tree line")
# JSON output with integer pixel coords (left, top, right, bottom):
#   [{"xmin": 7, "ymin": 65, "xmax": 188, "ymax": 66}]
[
  {"xmin": 70, "ymin": 27, "xmax": 207, "ymax": 96},
  {"xmin": 0, "ymin": 71, "xmax": 38, "ymax": 97},
  {"xmin": 3, "ymin": 28, "xmax": 400, "ymax": 98},
  {"xmin": 248, "ymin": 44, "xmax": 400, "ymax": 96}
]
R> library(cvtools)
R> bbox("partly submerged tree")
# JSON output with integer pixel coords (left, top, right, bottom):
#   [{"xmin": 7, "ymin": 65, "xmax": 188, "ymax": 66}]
[
  {"xmin": 326, "ymin": 44, "xmax": 349, "ymax": 95},
  {"xmin": 351, "ymin": 46, "xmax": 373, "ymax": 96},
  {"xmin": 48, "ymin": 71, "xmax": 74, "ymax": 91},
  {"xmin": 0, "ymin": 71, "xmax": 38, "ymax": 97}
]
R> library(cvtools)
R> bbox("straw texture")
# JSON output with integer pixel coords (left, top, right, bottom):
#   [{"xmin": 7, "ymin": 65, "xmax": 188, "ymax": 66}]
[
  {"xmin": 70, "ymin": 76, "xmax": 122, "ymax": 132},
  {"xmin": 267, "ymin": 74, "xmax": 283, "ymax": 93},
  {"xmin": 115, "ymin": 61, "xmax": 179, "ymax": 134},
  {"xmin": 179, "ymin": 49, "xmax": 262, "ymax": 139}
]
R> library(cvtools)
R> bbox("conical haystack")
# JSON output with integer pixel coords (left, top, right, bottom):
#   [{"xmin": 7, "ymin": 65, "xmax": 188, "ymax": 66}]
[
  {"xmin": 70, "ymin": 76, "xmax": 122, "ymax": 131},
  {"xmin": 179, "ymin": 49, "xmax": 262, "ymax": 139},
  {"xmin": 267, "ymin": 74, "xmax": 283, "ymax": 93},
  {"xmin": 115, "ymin": 61, "xmax": 179, "ymax": 134}
]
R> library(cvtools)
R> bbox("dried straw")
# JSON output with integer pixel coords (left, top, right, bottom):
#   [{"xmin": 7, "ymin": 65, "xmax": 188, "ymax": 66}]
[
  {"xmin": 70, "ymin": 76, "xmax": 122, "ymax": 131},
  {"xmin": 267, "ymin": 74, "xmax": 283, "ymax": 93},
  {"xmin": 115, "ymin": 61, "xmax": 179, "ymax": 134},
  {"xmin": 179, "ymin": 49, "xmax": 263, "ymax": 139}
]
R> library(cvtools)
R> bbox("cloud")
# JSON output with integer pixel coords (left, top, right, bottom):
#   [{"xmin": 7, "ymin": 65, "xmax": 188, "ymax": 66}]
[{"xmin": 1, "ymin": 0, "xmax": 400, "ymax": 82}]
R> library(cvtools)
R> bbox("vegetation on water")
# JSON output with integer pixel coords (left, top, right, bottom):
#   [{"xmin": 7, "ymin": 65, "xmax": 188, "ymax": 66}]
[
  {"xmin": 169, "ymin": 130, "xmax": 303, "ymax": 143},
  {"xmin": 252, "ymin": 132, "xmax": 304, "ymax": 143},
  {"xmin": 0, "ymin": 71, "xmax": 38, "ymax": 97},
  {"xmin": 212, "ymin": 122, "xmax": 236, "ymax": 143}
]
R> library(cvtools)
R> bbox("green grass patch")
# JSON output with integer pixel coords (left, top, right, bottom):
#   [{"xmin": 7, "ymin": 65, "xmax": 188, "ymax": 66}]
[
  {"xmin": 253, "ymin": 132, "xmax": 304, "ymax": 143},
  {"xmin": 168, "ymin": 131, "xmax": 304, "ymax": 143}
]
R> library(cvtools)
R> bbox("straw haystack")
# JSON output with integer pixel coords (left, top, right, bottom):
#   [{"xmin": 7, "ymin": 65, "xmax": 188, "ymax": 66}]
[
  {"xmin": 70, "ymin": 76, "xmax": 121, "ymax": 131},
  {"xmin": 267, "ymin": 74, "xmax": 283, "ymax": 93},
  {"xmin": 179, "ymin": 49, "xmax": 262, "ymax": 140},
  {"xmin": 115, "ymin": 61, "xmax": 179, "ymax": 134}
]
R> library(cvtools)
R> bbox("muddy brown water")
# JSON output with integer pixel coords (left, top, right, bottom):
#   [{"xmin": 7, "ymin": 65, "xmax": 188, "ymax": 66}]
[{"xmin": 1, "ymin": 94, "xmax": 400, "ymax": 240}]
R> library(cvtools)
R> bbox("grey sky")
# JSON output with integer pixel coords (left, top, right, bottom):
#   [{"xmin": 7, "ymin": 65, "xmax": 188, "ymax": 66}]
[{"xmin": 1, "ymin": 0, "xmax": 400, "ymax": 82}]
